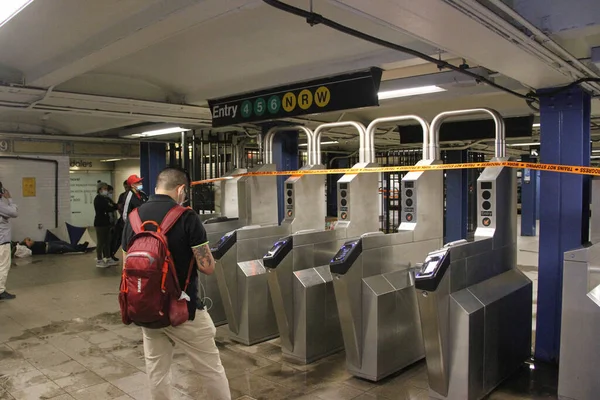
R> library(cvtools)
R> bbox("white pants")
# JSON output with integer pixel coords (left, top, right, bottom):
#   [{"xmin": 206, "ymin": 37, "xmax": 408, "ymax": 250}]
[
  {"xmin": 0, "ymin": 243, "xmax": 11, "ymax": 293},
  {"xmin": 141, "ymin": 309, "xmax": 231, "ymax": 400}
]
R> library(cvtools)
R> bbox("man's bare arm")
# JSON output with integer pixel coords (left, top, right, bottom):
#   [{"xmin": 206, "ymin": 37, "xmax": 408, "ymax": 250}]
[{"xmin": 192, "ymin": 243, "xmax": 215, "ymax": 275}]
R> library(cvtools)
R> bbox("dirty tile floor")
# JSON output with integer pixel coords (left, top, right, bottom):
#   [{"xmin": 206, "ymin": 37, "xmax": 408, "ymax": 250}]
[{"xmin": 0, "ymin": 231, "xmax": 556, "ymax": 400}]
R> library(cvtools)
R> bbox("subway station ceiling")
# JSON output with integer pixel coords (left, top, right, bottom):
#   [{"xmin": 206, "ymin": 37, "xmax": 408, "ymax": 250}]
[{"xmin": 0, "ymin": 0, "xmax": 599, "ymax": 151}]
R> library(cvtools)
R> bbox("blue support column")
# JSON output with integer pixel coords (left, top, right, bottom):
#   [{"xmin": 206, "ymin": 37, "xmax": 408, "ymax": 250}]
[
  {"xmin": 271, "ymin": 131, "xmax": 299, "ymax": 223},
  {"xmin": 445, "ymin": 150, "xmax": 468, "ymax": 243},
  {"xmin": 536, "ymin": 170, "xmax": 541, "ymax": 220},
  {"xmin": 521, "ymin": 156, "xmax": 537, "ymax": 236},
  {"xmin": 536, "ymin": 86, "xmax": 591, "ymax": 363},
  {"xmin": 140, "ymin": 142, "xmax": 167, "ymax": 196}
]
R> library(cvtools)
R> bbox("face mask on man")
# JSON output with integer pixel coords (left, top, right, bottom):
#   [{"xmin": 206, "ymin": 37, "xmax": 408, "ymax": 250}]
[
  {"xmin": 136, "ymin": 184, "xmax": 143, "ymax": 191},
  {"xmin": 101, "ymin": 190, "xmax": 108, "ymax": 196}
]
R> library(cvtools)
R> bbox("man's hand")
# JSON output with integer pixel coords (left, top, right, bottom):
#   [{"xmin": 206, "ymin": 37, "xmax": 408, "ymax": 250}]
[
  {"xmin": 3, "ymin": 189, "xmax": 10, "ymax": 199},
  {"xmin": 192, "ymin": 244, "xmax": 215, "ymax": 275}
]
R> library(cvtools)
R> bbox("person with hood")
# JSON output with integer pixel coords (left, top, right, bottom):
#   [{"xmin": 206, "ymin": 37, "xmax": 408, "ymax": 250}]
[
  {"xmin": 122, "ymin": 175, "xmax": 148, "ymax": 223},
  {"xmin": 94, "ymin": 182, "xmax": 118, "ymax": 268}
]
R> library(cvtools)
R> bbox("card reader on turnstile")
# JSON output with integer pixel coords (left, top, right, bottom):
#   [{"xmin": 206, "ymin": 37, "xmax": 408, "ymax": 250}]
[
  {"xmin": 415, "ymin": 248, "xmax": 451, "ymax": 292},
  {"xmin": 210, "ymin": 231, "xmax": 237, "ymax": 260},
  {"xmin": 330, "ymin": 239, "xmax": 362, "ymax": 275},
  {"xmin": 263, "ymin": 236, "xmax": 293, "ymax": 269}
]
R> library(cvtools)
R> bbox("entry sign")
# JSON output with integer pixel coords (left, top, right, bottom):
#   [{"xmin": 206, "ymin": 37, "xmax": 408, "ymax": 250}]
[{"xmin": 208, "ymin": 68, "xmax": 382, "ymax": 127}]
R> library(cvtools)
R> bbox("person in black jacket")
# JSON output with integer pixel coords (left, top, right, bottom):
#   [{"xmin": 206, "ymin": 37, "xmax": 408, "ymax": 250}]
[
  {"xmin": 122, "ymin": 175, "xmax": 148, "ymax": 223},
  {"xmin": 94, "ymin": 182, "xmax": 118, "ymax": 268}
]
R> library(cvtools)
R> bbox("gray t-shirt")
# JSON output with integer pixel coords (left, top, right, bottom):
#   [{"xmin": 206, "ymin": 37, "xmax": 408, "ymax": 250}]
[{"xmin": 0, "ymin": 197, "xmax": 18, "ymax": 244}]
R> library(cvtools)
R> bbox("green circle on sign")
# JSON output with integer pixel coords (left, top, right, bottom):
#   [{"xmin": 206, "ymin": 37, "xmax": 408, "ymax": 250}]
[
  {"xmin": 254, "ymin": 98, "xmax": 266, "ymax": 116},
  {"xmin": 241, "ymin": 100, "xmax": 252, "ymax": 118},
  {"xmin": 267, "ymin": 95, "xmax": 281, "ymax": 114}
]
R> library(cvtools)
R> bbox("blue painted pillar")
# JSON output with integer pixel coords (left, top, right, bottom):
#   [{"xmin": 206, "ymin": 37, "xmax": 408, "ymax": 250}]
[
  {"xmin": 140, "ymin": 142, "xmax": 167, "ymax": 195},
  {"xmin": 271, "ymin": 131, "xmax": 299, "ymax": 223},
  {"xmin": 536, "ymin": 86, "xmax": 591, "ymax": 363},
  {"xmin": 445, "ymin": 150, "xmax": 468, "ymax": 243},
  {"xmin": 521, "ymin": 155, "xmax": 537, "ymax": 236},
  {"xmin": 536, "ymin": 170, "xmax": 541, "ymax": 220}
]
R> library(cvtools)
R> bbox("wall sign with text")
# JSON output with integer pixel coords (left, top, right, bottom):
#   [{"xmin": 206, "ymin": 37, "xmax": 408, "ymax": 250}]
[{"xmin": 208, "ymin": 68, "xmax": 382, "ymax": 128}]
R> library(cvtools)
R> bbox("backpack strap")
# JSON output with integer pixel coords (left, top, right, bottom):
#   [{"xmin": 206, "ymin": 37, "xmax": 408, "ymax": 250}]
[
  {"xmin": 129, "ymin": 209, "xmax": 143, "ymax": 234},
  {"xmin": 159, "ymin": 205, "xmax": 188, "ymax": 235},
  {"xmin": 183, "ymin": 258, "xmax": 195, "ymax": 291}
]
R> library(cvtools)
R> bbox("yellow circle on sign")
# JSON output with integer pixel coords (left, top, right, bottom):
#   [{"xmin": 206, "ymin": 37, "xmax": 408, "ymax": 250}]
[
  {"xmin": 297, "ymin": 89, "xmax": 313, "ymax": 110},
  {"xmin": 314, "ymin": 86, "xmax": 331, "ymax": 108},
  {"xmin": 282, "ymin": 92, "xmax": 296, "ymax": 112}
]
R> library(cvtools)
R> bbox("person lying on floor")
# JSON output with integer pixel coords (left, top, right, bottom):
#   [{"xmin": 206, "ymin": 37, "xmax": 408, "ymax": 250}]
[{"xmin": 21, "ymin": 238, "xmax": 89, "ymax": 255}]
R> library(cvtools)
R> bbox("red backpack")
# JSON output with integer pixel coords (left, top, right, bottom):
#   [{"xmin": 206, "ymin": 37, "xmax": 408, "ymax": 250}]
[{"xmin": 118, "ymin": 206, "xmax": 194, "ymax": 328}]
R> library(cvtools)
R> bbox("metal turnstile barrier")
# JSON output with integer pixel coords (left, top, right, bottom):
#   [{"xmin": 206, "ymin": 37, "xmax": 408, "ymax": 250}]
[
  {"xmin": 558, "ymin": 177, "xmax": 600, "ymax": 400},
  {"xmin": 201, "ymin": 162, "xmax": 278, "ymax": 326},
  {"xmin": 328, "ymin": 115, "xmax": 443, "ymax": 381},
  {"xmin": 211, "ymin": 126, "xmax": 328, "ymax": 345},
  {"xmin": 415, "ymin": 109, "xmax": 532, "ymax": 400},
  {"xmin": 263, "ymin": 121, "xmax": 380, "ymax": 363}
]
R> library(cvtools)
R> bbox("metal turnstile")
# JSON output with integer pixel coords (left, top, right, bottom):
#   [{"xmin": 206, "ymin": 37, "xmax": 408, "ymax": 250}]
[
  {"xmin": 211, "ymin": 126, "xmax": 327, "ymax": 345},
  {"xmin": 328, "ymin": 116, "xmax": 443, "ymax": 381},
  {"xmin": 201, "ymin": 162, "xmax": 278, "ymax": 326},
  {"xmin": 558, "ymin": 177, "xmax": 600, "ymax": 400},
  {"xmin": 263, "ymin": 121, "xmax": 379, "ymax": 364},
  {"xmin": 415, "ymin": 109, "xmax": 532, "ymax": 400}
]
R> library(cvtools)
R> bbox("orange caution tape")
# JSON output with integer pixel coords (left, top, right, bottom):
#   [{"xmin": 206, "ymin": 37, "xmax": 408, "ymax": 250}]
[{"xmin": 190, "ymin": 161, "xmax": 600, "ymax": 186}]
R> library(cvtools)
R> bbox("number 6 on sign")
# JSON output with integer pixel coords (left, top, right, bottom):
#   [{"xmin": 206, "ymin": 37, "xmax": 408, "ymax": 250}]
[{"xmin": 268, "ymin": 95, "xmax": 281, "ymax": 114}]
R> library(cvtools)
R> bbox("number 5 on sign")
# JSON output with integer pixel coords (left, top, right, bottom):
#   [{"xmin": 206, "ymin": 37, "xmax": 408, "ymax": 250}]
[{"xmin": 254, "ymin": 98, "xmax": 266, "ymax": 116}]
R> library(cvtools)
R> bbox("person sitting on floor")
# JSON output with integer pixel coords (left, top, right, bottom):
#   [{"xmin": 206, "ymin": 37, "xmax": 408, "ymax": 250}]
[{"xmin": 21, "ymin": 238, "xmax": 89, "ymax": 255}]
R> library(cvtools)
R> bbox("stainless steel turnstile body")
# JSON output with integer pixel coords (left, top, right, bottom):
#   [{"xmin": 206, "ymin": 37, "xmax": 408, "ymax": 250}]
[
  {"xmin": 265, "ymin": 160, "xmax": 381, "ymax": 363},
  {"xmin": 330, "ymin": 158, "xmax": 444, "ymax": 381},
  {"xmin": 558, "ymin": 178, "xmax": 600, "ymax": 400},
  {"xmin": 212, "ymin": 163, "xmax": 327, "ymax": 345},
  {"xmin": 262, "ymin": 121, "xmax": 380, "ymax": 363},
  {"xmin": 416, "ymin": 162, "xmax": 531, "ymax": 400},
  {"xmin": 201, "ymin": 165, "xmax": 278, "ymax": 326}
]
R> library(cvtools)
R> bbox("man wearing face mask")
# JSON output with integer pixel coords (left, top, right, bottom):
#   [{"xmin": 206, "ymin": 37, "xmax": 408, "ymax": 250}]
[
  {"xmin": 122, "ymin": 175, "xmax": 148, "ymax": 223},
  {"xmin": 94, "ymin": 182, "xmax": 119, "ymax": 268},
  {"xmin": 121, "ymin": 167, "xmax": 230, "ymax": 399}
]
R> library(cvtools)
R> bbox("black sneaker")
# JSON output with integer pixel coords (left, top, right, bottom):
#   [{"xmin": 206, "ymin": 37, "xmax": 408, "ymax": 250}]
[
  {"xmin": 111, "ymin": 256, "xmax": 119, "ymax": 262},
  {"xmin": 0, "ymin": 291, "xmax": 16, "ymax": 300}
]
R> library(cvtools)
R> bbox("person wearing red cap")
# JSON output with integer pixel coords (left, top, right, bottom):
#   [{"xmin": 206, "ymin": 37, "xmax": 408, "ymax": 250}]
[{"xmin": 122, "ymin": 174, "xmax": 148, "ymax": 223}]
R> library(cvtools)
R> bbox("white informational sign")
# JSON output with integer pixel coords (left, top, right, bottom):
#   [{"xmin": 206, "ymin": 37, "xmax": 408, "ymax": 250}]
[{"xmin": 70, "ymin": 172, "xmax": 111, "ymax": 227}]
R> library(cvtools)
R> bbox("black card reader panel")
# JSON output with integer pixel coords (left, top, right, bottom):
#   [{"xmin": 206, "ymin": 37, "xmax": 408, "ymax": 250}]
[
  {"xmin": 204, "ymin": 216, "xmax": 239, "ymax": 224},
  {"xmin": 414, "ymin": 249, "xmax": 451, "ymax": 292},
  {"xmin": 330, "ymin": 239, "xmax": 362, "ymax": 275},
  {"xmin": 263, "ymin": 236, "xmax": 294, "ymax": 269},
  {"xmin": 210, "ymin": 230, "xmax": 237, "ymax": 260}
]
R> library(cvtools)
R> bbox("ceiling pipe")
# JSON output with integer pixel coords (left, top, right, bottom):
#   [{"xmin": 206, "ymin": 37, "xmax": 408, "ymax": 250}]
[{"xmin": 0, "ymin": 131, "xmax": 147, "ymax": 144}]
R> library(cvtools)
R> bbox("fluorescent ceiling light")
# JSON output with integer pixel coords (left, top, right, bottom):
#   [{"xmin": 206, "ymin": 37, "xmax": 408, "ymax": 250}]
[
  {"xmin": 131, "ymin": 127, "xmax": 190, "ymax": 138},
  {"xmin": 532, "ymin": 123, "xmax": 541, "ymax": 128},
  {"xmin": 299, "ymin": 141, "xmax": 338, "ymax": 147},
  {"xmin": 592, "ymin": 156, "xmax": 600, "ymax": 159},
  {"xmin": 100, "ymin": 159, "xmax": 122, "ymax": 162},
  {"xmin": 378, "ymin": 85, "xmax": 446, "ymax": 100},
  {"xmin": 593, "ymin": 150, "xmax": 600, "ymax": 153},
  {"xmin": 0, "ymin": 0, "xmax": 33, "ymax": 28},
  {"xmin": 507, "ymin": 142, "xmax": 540, "ymax": 147}
]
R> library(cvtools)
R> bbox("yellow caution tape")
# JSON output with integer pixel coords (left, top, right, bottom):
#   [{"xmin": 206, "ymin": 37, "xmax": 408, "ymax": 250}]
[{"xmin": 191, "ymin": 161, "xmax": 600, "ymax": 186}]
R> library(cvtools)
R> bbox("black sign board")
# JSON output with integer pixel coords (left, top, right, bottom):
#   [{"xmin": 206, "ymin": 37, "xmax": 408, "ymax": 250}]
[{"xmin": 207, "ymin": 68, "xmax": 382, "ymax": 128}]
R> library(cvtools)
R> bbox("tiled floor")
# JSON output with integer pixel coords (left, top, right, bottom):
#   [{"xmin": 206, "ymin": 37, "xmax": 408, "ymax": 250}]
[{"xmin": 0, "ymin": 228, "xmax": 555, "ymax": 400}]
